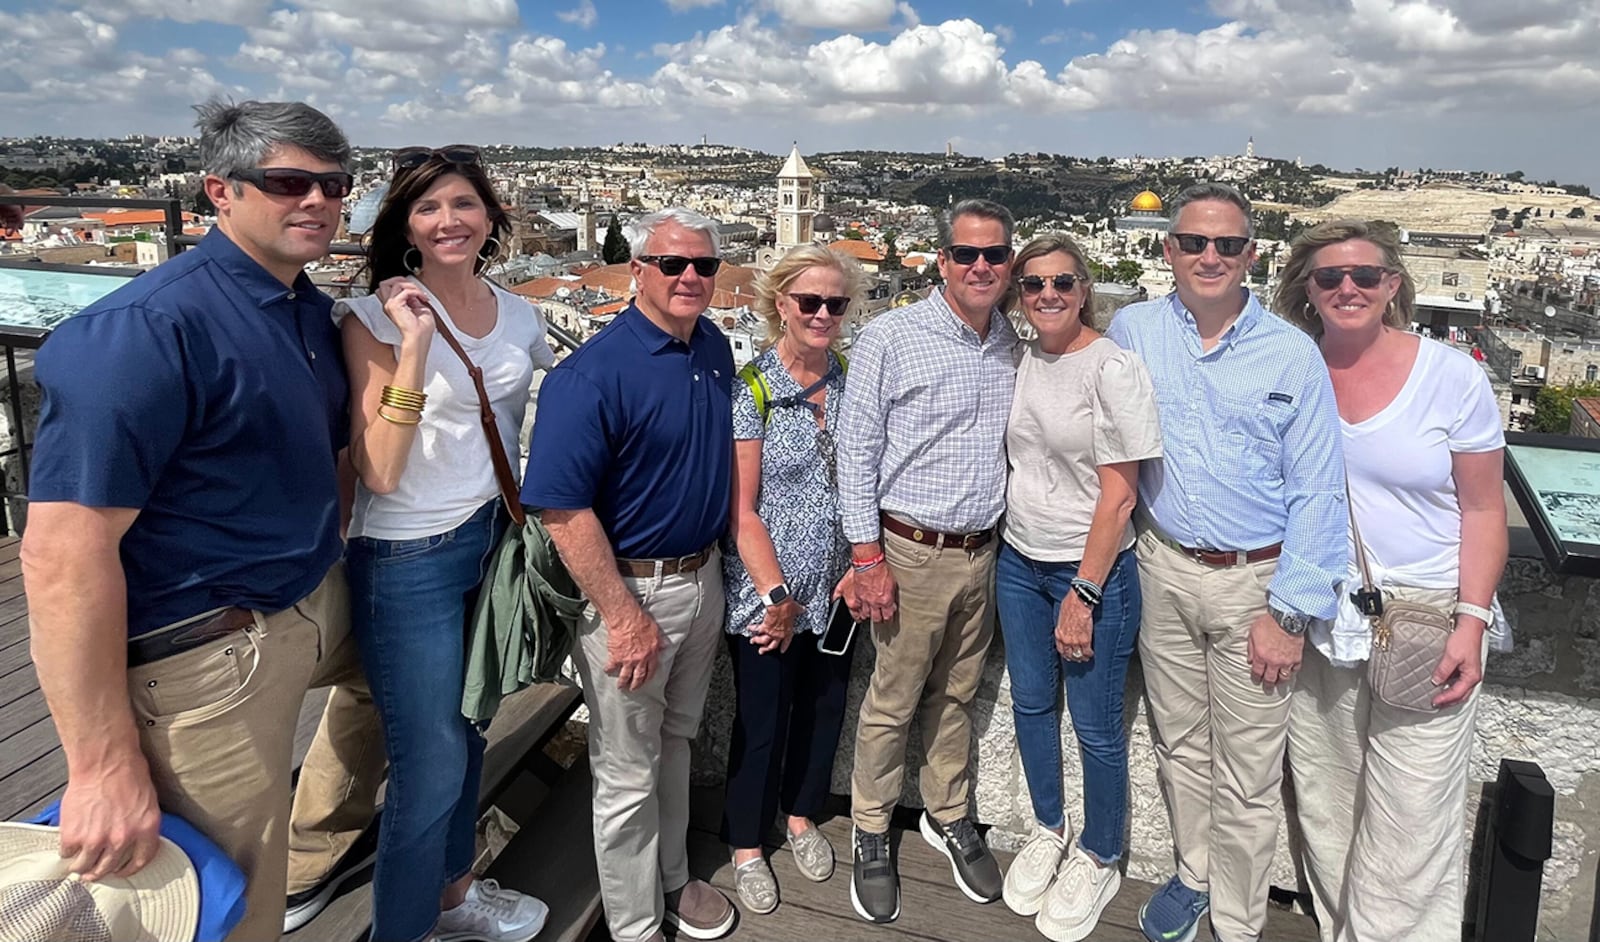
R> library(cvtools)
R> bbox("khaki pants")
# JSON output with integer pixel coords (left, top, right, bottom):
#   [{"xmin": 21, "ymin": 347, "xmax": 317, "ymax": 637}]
[
  {"xmin": 571, "ymin": 552, "xmax": 725, "ymax": 942},
  {"xmin": 851, "ymin": 528, "xmax": 996, "ymax": 833},
  {"xmin": 1288, "ymin": 586, "xmax": 1480, "ymax": 942},
  {"xmin": 1136, "ymin": 529, "xmax": 1289, "ymax": 942},
  {"xmin": 127, "ymin": 564, "xmax": 384, "ymax": 942}
]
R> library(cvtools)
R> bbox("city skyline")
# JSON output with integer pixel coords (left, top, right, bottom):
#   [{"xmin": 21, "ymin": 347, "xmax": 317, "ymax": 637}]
[{"xmin": 3, "ymin": 0, "xmax": 1598, "ymax": 188}]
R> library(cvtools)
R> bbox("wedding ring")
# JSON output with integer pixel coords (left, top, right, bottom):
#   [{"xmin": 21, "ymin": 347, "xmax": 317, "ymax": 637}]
[{"xmin": 1071, "ymin": 648, "xmax": 1084, "ymax": 659}]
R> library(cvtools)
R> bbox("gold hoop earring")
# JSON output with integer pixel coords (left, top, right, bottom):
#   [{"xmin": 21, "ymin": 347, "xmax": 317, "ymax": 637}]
[
  {"xmin": 475, "ymin": 236, "xmax": 503, "ymax": 276},
  {"xmin": 403, "ymin": 246, "xmax": 422, "ymax": 275}
]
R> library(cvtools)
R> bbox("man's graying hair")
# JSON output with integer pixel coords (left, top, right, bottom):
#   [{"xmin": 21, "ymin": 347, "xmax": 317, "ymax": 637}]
[
  {"xmin": 938, "ymin": 198, "xmax": 1015, "ymax": 248},
  {"xmin": 1167, "ymin": 182, "xmax": 1255, "ymax": 239},
  {"xmin": 625, "ymin": 207, "xmax": 722, "ymax": 258},
  {"xmin": 194, "ymin": 99, "xmax": 350, "ymax": 194}
]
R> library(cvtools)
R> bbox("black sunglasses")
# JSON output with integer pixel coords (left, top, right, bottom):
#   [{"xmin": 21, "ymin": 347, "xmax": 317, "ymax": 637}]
[
  {"xmin": 229, "ymin": 168, "xmax": 353, "ymax": 199},
  {"xmin": 1170, "ymin": 233, "xmax": 1252, "ymax": 257},
  {"xmin": 789, "ymin": 293, "xmax": 850, "ymax": 317},
  {"xmin": 392, "ymin": 145, "xmax": 482, "ymax": 173},
  {"xmin": 945, "ymin": 244, "xmax": 1013, "ymax": 266},
  {"xmin": 1310, "ymin": 265, "xmax": 1395, "ymax": 290},
  {"xmin": 1018, "ymin": 273, "xmax": 1081, "ymax": 295},
  {"xmin": 637, "ymin": 255, "xmax": 722, "ymax": 277}
]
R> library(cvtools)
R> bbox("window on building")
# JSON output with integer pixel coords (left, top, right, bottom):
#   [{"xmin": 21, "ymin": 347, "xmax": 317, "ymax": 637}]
[
  {"xmin": 1442, "ymin": 272, "xmax": 1459, "ymax": 286},
  {"xmin": 1512, "ymin": 350, "xmax": 1524, "ymax": 369},
  {"xmin": 1588, "ymin": 364, "xmax": 1598, "ymax": 382}
]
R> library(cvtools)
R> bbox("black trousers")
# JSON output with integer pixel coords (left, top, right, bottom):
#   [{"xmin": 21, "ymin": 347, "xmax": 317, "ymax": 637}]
[{"xmin": 721, "ymin": 630, "xmax": 854, "ymax": 847}]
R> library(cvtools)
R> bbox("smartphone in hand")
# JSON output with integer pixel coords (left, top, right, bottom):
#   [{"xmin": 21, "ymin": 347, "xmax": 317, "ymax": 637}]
[{"xmin": 818, "ymin": 596, "xmax": 861, "ymax": 656}]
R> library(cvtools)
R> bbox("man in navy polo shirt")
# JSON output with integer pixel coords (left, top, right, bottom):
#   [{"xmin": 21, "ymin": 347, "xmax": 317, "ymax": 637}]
[
  {"xmin": 523, "ymin": 207, "xmax": 737, "ymax": 942},
  {"xmin": 21, "ymin": 99, "xmax": 381, "ymax": 942}
]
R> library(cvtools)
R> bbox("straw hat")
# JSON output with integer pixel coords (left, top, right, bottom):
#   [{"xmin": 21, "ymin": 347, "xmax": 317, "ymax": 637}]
[{"xmin": 0, "ymin": 822, "xmax": 199, "ymax": 942}]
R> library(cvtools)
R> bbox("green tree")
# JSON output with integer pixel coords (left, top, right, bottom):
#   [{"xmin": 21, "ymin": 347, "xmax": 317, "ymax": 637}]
[
  {"xmin": 1110, "ymin": 259, "xmax": 1143, "ymax": 285},
  {"xmin": 881, "ymin": 231, "xmax": 902, "ymax": 271},
  {"xmin": 1532, "ymin": 381, "xmax": 1600, "ymax": 433},
  {"xmin": 842, "ymin": 227, "xmax": 866, "ymax": 240},
  {"xmin": 601, "ymin": 217, "xmax": 629, "ymax": 264},
  {"xmin": 921, "ymin": 259, "xmax": 942, "ymax": 284}
]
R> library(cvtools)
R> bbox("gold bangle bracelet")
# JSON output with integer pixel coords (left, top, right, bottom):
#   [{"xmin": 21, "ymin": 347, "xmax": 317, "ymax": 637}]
[
  {"xmin": 380, "ymin": 385, "xmax": 427, "ymax": 410},
  {"xmin": 376, "ymin": 405, "xmax": 422, "ymax": 426}
]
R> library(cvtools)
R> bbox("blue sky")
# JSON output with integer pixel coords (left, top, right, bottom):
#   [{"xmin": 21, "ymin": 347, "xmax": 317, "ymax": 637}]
[{"xmin": 4, "ymin": 0, "xmax": 1598, "ymax": 187}]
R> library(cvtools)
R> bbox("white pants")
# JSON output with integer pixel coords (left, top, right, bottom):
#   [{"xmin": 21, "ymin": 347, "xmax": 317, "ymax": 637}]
[{"xmin": 1287, "ymin": 586, "xmax": 1480, "ymax": 942}]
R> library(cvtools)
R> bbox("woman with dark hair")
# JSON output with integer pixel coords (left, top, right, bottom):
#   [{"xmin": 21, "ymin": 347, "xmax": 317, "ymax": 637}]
[
  {"xmin": 1275, "ymin": 219, "xmax": 1507, "ymax": 942},
  {"xmin": 336, "ymin": 146, "xmax": 556, "ymax": 942},
  {"xmin": 994, "ymin": 234, "xmax": 1160, "ymax": 942}
]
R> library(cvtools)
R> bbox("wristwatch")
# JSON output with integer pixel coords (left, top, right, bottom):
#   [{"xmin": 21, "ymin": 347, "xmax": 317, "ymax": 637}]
[
  {"xmin": 1268, "ymin": 605, "xmax": 1314, "ymax": 636},
  {"xmin": 759, "ymin": 583, "xmax": 791, "ymax": 607}
]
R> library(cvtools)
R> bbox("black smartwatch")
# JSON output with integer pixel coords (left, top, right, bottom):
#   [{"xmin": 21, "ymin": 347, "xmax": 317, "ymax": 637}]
[
  {"xmin": 759, "ymin": 583, "xmax": 791, "ymax": 607},
  {"xmin": 1268, "ymin": 605, "xmax": 1313, "ymax": 636}
]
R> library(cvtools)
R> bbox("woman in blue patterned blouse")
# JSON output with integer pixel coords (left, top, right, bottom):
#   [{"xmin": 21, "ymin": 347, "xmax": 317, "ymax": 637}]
[{"xmin": 721, "ymin": 245, "xmax": 870, "ymax": 916}]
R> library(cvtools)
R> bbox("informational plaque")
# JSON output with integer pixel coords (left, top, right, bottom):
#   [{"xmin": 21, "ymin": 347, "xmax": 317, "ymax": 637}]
[
  {"xmin": 0, "ymin": 264, "xmax": 133, "ymax": 335},
  {"xmin": 1505, "ymin": 432, "xmax": 1600, "ymax": 575}
]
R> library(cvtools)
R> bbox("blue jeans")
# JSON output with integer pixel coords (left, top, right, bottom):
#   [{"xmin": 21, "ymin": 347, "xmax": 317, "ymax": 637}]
[
  {"xmin": 348, "ymin": 500, "xmax": 504, "ymax": 942},
  {"xmin": 994, "ymin": 542, "xmax": 1140, "ymax": 864}
]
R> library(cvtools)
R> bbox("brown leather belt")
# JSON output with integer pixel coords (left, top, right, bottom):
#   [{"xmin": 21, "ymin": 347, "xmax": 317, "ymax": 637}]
[
  {"xmin": 881, "ymin": 513, "xmax": 994, "ymax": 551},
  {"xmin": 617, "ymin": 544, "xmax": 715, "ymax": 578},
  {"xmin": 128, "ymin": 607, "xmax": 255, "ymax": 668},
  {"xmin": 1149, "ymin": 528, "xmax": 1282, "ymax": 567}
]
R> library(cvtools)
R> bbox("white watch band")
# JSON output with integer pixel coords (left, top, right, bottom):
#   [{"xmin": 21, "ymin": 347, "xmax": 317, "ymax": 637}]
[{"xmin": 1454, "ymin": 601, "xmax": 1493, "ymax": 625}]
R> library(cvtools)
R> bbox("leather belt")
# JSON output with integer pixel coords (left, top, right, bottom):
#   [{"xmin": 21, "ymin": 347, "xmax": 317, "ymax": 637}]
[
  {"xmin": 617, "ymin": 544, "xmax": 715, "ymax": 578},
  {"xmin": 128, "ymin": 607, "xmax": 255, "ymax": 668},
  {"xmin": 881, "ymin": 513, "xmax": 994, "ymax": 551},
  {"xmin": 1148, "ymin": 527, "xmax": 1282, "ymax": 567}
]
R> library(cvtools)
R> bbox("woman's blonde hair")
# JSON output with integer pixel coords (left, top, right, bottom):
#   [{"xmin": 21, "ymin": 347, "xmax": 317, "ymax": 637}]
[
  {"xmin": 1008, "ymin": 233, "xmax": 1096, "ymax": 328},
  {"xmin": 752, "ymin": 245, "xmax": 870, "ymax": 351},
  {"xmin": 1273, "ymin": 219, "xmax": 1415, "ymax": 334}
]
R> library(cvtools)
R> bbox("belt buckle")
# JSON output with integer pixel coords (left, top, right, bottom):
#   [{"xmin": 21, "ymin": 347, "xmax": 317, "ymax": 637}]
[
  {"xmin": 1234, "ymin": 549, "xmax": 1248, "ymax": 566},
  {"xmin": 961, "ymin": 532, "xmax": 979, "ymax": 550}
]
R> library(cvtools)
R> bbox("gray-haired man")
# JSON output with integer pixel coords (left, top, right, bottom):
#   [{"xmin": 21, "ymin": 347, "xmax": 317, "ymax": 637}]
[{"xmin": 23, "ymin": 99, "xmax": 383, "ymax": 942}]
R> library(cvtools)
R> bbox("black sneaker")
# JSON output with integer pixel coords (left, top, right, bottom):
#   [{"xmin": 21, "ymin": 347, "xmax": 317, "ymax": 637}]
[
  {"xmin": 850, "ymin": 826, "xmax": 900, "ymax": 923},
  {"xmin": 919, "ymin": 812, "xmax": 1002, "ymax": 904},
  {"xmin": 283, "ymin": 816, "xmax": 381, "ymax": 933}
]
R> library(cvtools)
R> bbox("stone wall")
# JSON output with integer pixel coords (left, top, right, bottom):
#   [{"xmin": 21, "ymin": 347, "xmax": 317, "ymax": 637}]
[{"xmin": 691, "ymin": 535, "xmax": 1600, "ymax": 939}]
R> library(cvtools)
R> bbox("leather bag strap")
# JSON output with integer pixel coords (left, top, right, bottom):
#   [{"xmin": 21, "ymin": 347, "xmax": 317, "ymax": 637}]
[
  {"xmin": 426, "ymin": 301, "xmax": 527, "ymax": 528},
  {"xmin": 1346, "ymin": 480, "xmax": 1377, "ymax": 597}
]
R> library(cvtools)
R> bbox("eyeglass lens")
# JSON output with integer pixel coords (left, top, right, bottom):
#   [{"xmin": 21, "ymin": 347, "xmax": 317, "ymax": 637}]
[
  {"xmin": 1171, "ymin": 233, "xmax": 1251, "ymax": 257},
  {"xmin": 1019, "ymin": 274, "xmax": 1078, "ymax": 294}
]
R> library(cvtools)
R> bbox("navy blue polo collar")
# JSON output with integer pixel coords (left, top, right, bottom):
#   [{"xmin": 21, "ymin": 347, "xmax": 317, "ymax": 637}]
[
  {"xmin": 200, "ymin": 227, "xmax": 319, "ymax": 309},
  {"xmin": 619, "ymin": 301, "xmax": 710, "ymax": 354}
]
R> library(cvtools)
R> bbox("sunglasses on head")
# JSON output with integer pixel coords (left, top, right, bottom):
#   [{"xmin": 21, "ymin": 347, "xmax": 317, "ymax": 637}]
[
  {"xmin": 392, "ymin": 145, "xmax": 482, "ymax": 173},
  {"xmin": 228, "ymin": 168, "xmax": 353, "ymax": 199},
  {"xmin": 637, "ymin": 255, "xmax": 722, "ymax": 278},
  {"xmin": 788, "ymin": 293, "xmax": 851, "ymax": 317},
  {"xmin": 1170, "ymin": 233, "xmax": 1252, "ymax": 257},
  {"xmin": 1018, "ymin": 273, "xmax": 1081, "ymax": 295},
  {"xmin": 945, "ymin": 244, "xmax": 1013, "ymax": 266},
  {"xmin": 1309, "ymin": 265, "xmax": 1394, "ymax": 290}
]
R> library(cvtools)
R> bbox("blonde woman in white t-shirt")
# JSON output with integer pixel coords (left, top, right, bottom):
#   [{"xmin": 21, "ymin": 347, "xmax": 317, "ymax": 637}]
[
  {"xmin": 994, "ymin": 234, "xmax": 1162, "ymax": 942},
  {"xmin": 1275, "ymin": 219, "xmax": 1508, "ymax": 942},
  {"xmin": 336, "ymin": 150, "xmax": 556, "ymax": 942}
]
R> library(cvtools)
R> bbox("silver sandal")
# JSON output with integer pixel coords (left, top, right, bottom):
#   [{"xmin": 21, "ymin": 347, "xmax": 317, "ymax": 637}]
[
  {"xmin": 787, "ymin": 824, "xmax": 835, "ymax": 882},
  {"xmin": 732, "ymin": 855, "xmax": 779, "ymax": 914}
]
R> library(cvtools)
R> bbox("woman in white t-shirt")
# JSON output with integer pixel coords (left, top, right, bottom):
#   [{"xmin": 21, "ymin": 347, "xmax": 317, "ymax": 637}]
[
  {"xmin": 994, "ymin": 234, "xmax": 1162, "ymax": 941},
  {"xmin": 337, "ymin": 148, "xmax": 555, "ymax": 942},
  {"xmin": 1274, "ymin": 219, "xmax": 1508, "ymax": 942}
]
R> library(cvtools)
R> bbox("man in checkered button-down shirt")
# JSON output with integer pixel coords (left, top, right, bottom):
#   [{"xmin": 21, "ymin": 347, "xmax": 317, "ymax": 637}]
[{"xmin": 834, "ymin": 198, "xmax": 1021, "ymax": 924}]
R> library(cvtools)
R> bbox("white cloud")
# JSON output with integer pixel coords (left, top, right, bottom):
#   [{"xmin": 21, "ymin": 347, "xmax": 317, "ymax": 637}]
[
  {"xmin": 557, "ymin": 0, "xmax": 597, "ymax": 29},
  {"xmin": 993, "ymin": 23, "xmax": 1015, "ymax": 43},
  {"xmin": 765, "ymin": 0, "xmax": 902, "ymax": 31},
  {"xmin": 665, "ymin": 0, "xmax": 723, "ymax": 10}
]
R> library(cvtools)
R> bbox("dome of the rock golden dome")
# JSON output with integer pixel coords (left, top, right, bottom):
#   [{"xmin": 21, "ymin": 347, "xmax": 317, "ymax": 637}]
[{"xmin": 1130, "ymin": 190, "xmax": 1163, "ymax": 212}]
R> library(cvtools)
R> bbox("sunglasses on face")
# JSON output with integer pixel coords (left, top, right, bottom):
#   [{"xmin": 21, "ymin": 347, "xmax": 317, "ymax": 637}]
[
  {"xmin": 1018, "ymin": 273, "xmax": 1081, "ymax": 295},
  {"xmin": 788, "ymin": 293, "xmax": 850, "ymax": 317},
  {"xmin": 945, "ymin": 244, "xmax": 1013, "ymax": 266},
  {"xmin": 392, "ymin": 145, "xmax": 482, "ymax": 173},
  {"xmin": 1309, "ymin": 265, "xmax": 1395, "ymax": 290},
  {"xmin": 637, "ymin": 254, "xmax": 722, "ymax": 277},
  {"xmin": 228, "ymin": 168, "xmax": 353, "ymax": 199},
  {"xmin": 1169, "ymin": 233, "xmax": 1252, "ymax": 257}
]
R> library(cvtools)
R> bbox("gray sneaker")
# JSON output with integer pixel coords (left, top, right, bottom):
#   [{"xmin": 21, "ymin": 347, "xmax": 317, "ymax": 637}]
[
  {"xmin": 732, "ymin": 855, "xmax": 779, "ymax": 915},
  {"xmin": 787, "ymin": 824, "xmax": 835, "ymax": 882},
  {"xmin": 919, "ymin": 812, "xmax": 1002, "ymax": 904},
  {"xmin": 850, "ymin": 826, "xmax": 900, "ymax": 923}
]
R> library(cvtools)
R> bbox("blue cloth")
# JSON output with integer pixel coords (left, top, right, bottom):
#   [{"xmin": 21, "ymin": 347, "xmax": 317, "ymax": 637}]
[
  {"xmin": 995, "ymin": 545, "xmax": 1140, "ymax": 863},
  {"xmin": 836, "ymin": 290, "xmax": 1019, "ymax": 542},
  {"xmin": 29, "ymin": 228, "xmax": 349, "ymax": 638},
  {"xmin": 521, "ymin": 304, "xmax": 734, "ymax": 559},
  {"xmin": 29, "ymin": 801, "xmax": 247, "ymax": 942},
  {"xmin": 723, "ymin": 346, "xmax": 850, "ymax": 636},
  {"xmin": 1105, "ymin": 292, "xmax": 1345, "ymax": 621},
  {"xmin": 348, "ymin": 499, "xmax": 503, "ymax": 942}
]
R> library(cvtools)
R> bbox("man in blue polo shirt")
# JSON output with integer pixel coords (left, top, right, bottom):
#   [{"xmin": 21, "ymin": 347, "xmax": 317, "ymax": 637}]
[
  {"xmin": 523, "ymin": 207, "xmax": 737, "ymax": 942},
  {"xmin": 21, "ymin": 99, "xmax": 382, "ymax": 942}
]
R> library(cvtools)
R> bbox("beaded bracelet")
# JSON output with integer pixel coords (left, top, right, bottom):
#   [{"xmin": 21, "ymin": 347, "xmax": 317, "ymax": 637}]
[{"xmin": 1069, "ymin": 576, "xmax": 1103, "ymax": 608}]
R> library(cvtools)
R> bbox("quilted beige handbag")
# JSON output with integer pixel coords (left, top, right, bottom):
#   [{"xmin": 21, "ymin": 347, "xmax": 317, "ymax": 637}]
[{"xmin": 1349, "ymin": 502, "xmax": 1454, "ymax": 713}]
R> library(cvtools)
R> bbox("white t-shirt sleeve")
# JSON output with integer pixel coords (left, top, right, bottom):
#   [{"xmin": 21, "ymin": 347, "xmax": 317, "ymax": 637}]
[
  {"xmin": 1091, "ymin": 348, "xmax": 1164, "ymax": 467},
  {"xmin": 495, "ymin": 288, "xmax": 559, "ymax": 372},
  {"xmin": 1447, "ymin": 355, "xmax": 1505, "ymax": 453},
  {"xmin": 331, "ymin": 294, "xmax": 402, "ymax": 346}
]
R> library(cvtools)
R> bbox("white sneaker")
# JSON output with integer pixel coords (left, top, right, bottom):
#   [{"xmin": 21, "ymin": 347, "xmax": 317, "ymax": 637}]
[
  {"xmin": 435, "ymin": 878, "xmax": 550, "ymax": 942},
  {"xmin": 1035, "ymin": 844, "xmax": 1121, "ymax": 942},
  {"xmin": 1002, "ymin": 824, "xmax": 1067, "ymax": 916}
]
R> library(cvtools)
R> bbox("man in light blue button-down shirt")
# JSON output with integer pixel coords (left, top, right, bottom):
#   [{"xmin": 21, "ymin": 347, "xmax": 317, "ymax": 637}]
[{"xmin": 1106, "ymin": 183, "xmax": 1344, "ymax": 942}]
